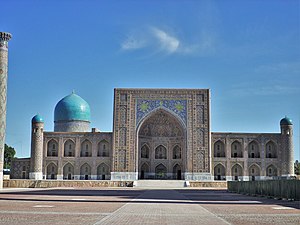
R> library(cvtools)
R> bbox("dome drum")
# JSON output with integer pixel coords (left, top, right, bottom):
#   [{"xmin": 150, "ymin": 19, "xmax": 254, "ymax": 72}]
[{"xmin": 54, "ymin": 120, "xmax": 90, "ymax": 132}]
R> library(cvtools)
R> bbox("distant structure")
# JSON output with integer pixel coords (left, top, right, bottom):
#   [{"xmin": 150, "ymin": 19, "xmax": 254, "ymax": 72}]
[
  {"xmin": 11, "ymin": 89, "xmax": 294, "ymax": 181},
  {"xmin": 0, "ymin": 32, "xmax": 12, "ymax": 188}
]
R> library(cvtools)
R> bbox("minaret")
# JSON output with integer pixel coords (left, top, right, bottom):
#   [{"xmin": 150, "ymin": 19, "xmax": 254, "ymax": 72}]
[
  {"xmin": 0, "ymin": 32, "xmax": 12, "ymax": 188},
  {"xmin": 29, "ymin": 115, "xmax": 44, "ymax": 180},
  {"xmin": 280, "ymin": 116, "xmax": 294, "ymax": 177}
]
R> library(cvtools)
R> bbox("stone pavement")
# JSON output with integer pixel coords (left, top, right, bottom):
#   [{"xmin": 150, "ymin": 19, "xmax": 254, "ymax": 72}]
[
  {"xmin": 0, "ymin": 188, "xmax": 299, "ymax": 225},
  {"xmin": 96, "ymin": 189, "xmax": 230, "ymax": 225}
]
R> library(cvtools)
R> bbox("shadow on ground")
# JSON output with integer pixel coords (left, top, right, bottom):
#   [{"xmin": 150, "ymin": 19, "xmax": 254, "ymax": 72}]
[{"xmin": 0, "ymin": 188, "xmax": 299, "ymax": 209}]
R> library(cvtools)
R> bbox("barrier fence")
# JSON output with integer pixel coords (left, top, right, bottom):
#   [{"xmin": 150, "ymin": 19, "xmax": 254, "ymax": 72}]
[{"xmin": 228, "ymin": 180, "xmax": 300, "ymax": 200}]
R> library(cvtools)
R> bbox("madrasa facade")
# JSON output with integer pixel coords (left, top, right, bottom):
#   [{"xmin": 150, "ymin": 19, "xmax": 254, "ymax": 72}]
[{"xmin": 11, "ymin": 88, "xmax": 295, "ymax": 181}]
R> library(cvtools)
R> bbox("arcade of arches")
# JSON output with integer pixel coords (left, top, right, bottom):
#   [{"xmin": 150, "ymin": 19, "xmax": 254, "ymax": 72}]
[
  {"xmin": 213, "ymin": 163, "xmax": 278, "ymax": 181},
  {"xmin": 138, "ymin": 110, "xmax": 185, "ymax": 180},
  {"xmin": 10, "ymin": 88, "xmax": 293, "ymax": 181}
]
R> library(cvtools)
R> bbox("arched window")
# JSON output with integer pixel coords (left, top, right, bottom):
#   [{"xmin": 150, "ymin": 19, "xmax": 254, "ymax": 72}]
[
  {"xmin": 155, "ymin": 145, "xmax": 167, "ymax": 159},
  {"xmin": 266, "ymin": 164, "xmax": 277, "ymax": 177},
  {"xmin": 63, "ymin": 163, "xmax": 74, "ymax": 180},
  {"xmin": 80, "ymin": 163, "xmax": 91, "ymax": 180},
  {"xmin": 46, "ymin": 163, "xmax": 57, "ymax": 180},
  {"xmin": 231, "ymin": 141, "xmax": 243, "ymax": 158},
  {"xmin": 47, "ymin": 140, "xmax": 58, "ymax": 157},
  {"xmin": 81, "ymin": 140, "xmax": 92, "ymax": 157},
  {"xmin": 64, "ymin": 140, "xmax": 75, "ymax": 157},
  {"xmin": 214, "ymin": 141, "xmax": 225, "ymax": 157},
  {"xmin": 97, "ymin": 163, "xmax": 110, "ymax": 180},
  {"xmin": 98, "ymin": 140, "xmax": 110, "ymax": 157},
  {"xmin": 248, "ymin": 141, "xmax": 260, "ymax": 158},
  {"xmin": 214, "ymin": 164, "xmax": 226, "ymax": 180},
  {"xmin": 173, "ymin": 145, "xmax": 181, "ymax": 159},
  {"xmin": 141, "ymin": 144, "xmax": 149, "ymax": 158},
  {"xmin": 266, "ymin": 141, "xmax": 277, "ymax": 158},
  {"xmin": 231, "ymin": 164, "xmax": 243, "ymax": 181},
  {"xmin": 249, "ymin": 164, "xmax": 260, "ymax": 181}
]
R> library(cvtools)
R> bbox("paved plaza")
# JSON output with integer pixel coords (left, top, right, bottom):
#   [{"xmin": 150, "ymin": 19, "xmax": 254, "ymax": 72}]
[{"xmin": 0, "ymin": 187, "xmax": 299, "ymax": 225}]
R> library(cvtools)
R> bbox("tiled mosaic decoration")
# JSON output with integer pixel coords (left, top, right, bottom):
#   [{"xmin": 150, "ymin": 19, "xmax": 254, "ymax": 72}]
[{"xmin": 136, "ymin": 99, "xmax": 187, "ymax": 127}]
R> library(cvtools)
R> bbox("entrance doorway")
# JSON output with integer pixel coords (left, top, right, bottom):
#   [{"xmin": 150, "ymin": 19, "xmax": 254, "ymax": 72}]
[
  {"xmin": 155, "ymin": 164, "xmax": 167, "ymax": 179},
  {"xmin": 140, "ymin": 163, "xmax": 149, "ymax": 179},
  {"xmin": 177, "ymin": 170, "xmax": 181, "ymax": 180},
  {"xmin": 173, "ymin": 164, "xmax": 182, "ymax": 180},
  {"xmin": 138, "ymin": 109, "xmax": 185, "ymax": 180}
]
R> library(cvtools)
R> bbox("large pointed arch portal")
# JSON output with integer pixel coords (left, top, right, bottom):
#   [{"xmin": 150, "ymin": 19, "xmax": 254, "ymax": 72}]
[
  {"xmin": 112, "ymin": 89, "xmax": 211, "ymax": 181},
  {"xmin": 137, "ymin": 109, "xmax": 186, "ymax": 179}
]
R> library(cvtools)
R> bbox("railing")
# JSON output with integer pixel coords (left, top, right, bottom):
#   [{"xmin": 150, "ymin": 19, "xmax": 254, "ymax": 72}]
[{"xmin": 228, "ymin": 180, "xmax": 300, "ymax": 200}]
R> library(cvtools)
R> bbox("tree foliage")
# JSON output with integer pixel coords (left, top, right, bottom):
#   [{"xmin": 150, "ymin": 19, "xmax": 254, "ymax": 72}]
[
  {"xmin": 295, "ymin": 160, "xmax": 300, "ymax": 175},
  {"xmin": 4, "ymin": 144, "xmax": 16, "ymax": 169}
]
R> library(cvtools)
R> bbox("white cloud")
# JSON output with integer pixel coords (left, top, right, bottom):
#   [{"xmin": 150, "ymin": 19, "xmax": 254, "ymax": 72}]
[
  {"xmin": 121, "ymin": 35, "xmax": 147, "ymax": 50},
  {"xmin": 150, "ymin": 27, "xmax": 179, "ymax": 53},
  {"xmin": 178, "ymin": 32, "xmax": 216, "ymax": 55},
  {"xmin": 120, "ymin": 26, "xmax": 216, "ymax": 56}
]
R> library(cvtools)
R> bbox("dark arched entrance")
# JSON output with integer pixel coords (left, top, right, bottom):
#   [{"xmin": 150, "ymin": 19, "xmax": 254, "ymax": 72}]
[
  {"xmin": 140, "ymin": 163, "xmax": 149, "ymax": 179},
  {"xmin": 173, "ymin": 164, "xmax": 182, "ymax": 180},
  {"xmin": 138, "ymin": 109, "xmax": 185, "ymax": 179},
  {"xmin": 155, "ymin": 164, "xmax": 167, "ymax": 179}
]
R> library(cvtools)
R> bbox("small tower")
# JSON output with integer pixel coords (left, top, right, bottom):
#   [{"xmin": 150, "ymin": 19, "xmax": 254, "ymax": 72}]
[
  {"xmin": 280, "ymin": 116, "xmax": 294, "ymax": 177},
  {"xmin": 29, "ymin": 114, "xmax": 44, "ymax": 180}
]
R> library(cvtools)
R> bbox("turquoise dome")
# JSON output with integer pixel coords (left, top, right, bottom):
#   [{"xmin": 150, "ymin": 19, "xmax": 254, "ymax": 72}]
[
  {"xmin": 280, "ymin": 116, "xmax": 293, "ymax": 126},
  {"xmin": 54, "ymin": 93, "xmax": 91, "ymax": 122},
  {"xmin": 32, "ymin": 114, "xmax": 44, "ymax": 123}
]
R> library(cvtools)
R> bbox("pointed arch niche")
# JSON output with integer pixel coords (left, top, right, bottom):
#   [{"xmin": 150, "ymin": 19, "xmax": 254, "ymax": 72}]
[
  {"xmin": 63, "ymin": 163, "xmax": 74, "ymax": 180},
  {"xmin": 214, "ymin": 164, "xmax": 226, "ymax": 180},
  {"xmin": 137, "ymin": 109, "xmax": 186, "ymax": 179}
]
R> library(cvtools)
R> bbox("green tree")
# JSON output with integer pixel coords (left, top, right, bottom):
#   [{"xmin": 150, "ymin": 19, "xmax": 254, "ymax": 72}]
[
  {"xmin": 4, "ymin": 144, "xmax": 16, "ymax": 169},
  {"xmin": 295, "ymin": 160, "xmax": 300, "ymax": 175}
]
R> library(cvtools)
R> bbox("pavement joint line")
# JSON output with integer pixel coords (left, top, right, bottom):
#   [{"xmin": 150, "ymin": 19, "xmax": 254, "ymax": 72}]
[
  {"xmin": 0, "ymin": 211, "xmax": 111, "ymax": 216},
  {"xmin": 178, "ymin": 190, "xmax": 232, "ymax": 225},
  {"xmin": 93, "ymin": 190, "xmax": 146, "ymax": 225}
]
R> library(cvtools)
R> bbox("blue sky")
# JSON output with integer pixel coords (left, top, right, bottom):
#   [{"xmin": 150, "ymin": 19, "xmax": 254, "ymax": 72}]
[{"xmin": 1, "ymin": 0, "xmax": 300, "ymax": 160}]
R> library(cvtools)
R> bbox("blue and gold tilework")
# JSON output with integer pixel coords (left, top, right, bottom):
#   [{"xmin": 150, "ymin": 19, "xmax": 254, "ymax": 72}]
[{"xmin": 136, "ymin": 99, "xmax": 187, "ymax": 126}]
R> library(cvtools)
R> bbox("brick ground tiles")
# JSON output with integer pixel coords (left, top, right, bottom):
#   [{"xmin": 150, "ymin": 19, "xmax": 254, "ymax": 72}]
[{"xmin": 0, "ymin": 188, "xmax": 299, "ymax": 225}]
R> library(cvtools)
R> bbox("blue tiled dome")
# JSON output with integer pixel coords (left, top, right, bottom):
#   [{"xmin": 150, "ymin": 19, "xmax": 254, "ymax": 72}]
[
  {"xmin": 280, "ymin": 116, "xmax": 293, "ymax": 126},
  {"xmin": 54, "ymin": 93, "xmax": 91, "ymax": 122},
  {"xmin": 32, "ymin": 114, "xmax": 44, "ymax": 123}
]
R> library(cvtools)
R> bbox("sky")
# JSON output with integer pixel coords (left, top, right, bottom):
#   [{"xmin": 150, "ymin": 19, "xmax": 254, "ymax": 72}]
[{"xmin": 1, "ymin": 0, "xmax": 299, "ymax": 160}]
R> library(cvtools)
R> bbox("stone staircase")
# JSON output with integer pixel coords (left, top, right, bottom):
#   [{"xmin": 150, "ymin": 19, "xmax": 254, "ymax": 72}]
[{"xmin": 133, "ymin": 180, "xmax": 188, "ymax": 188}]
